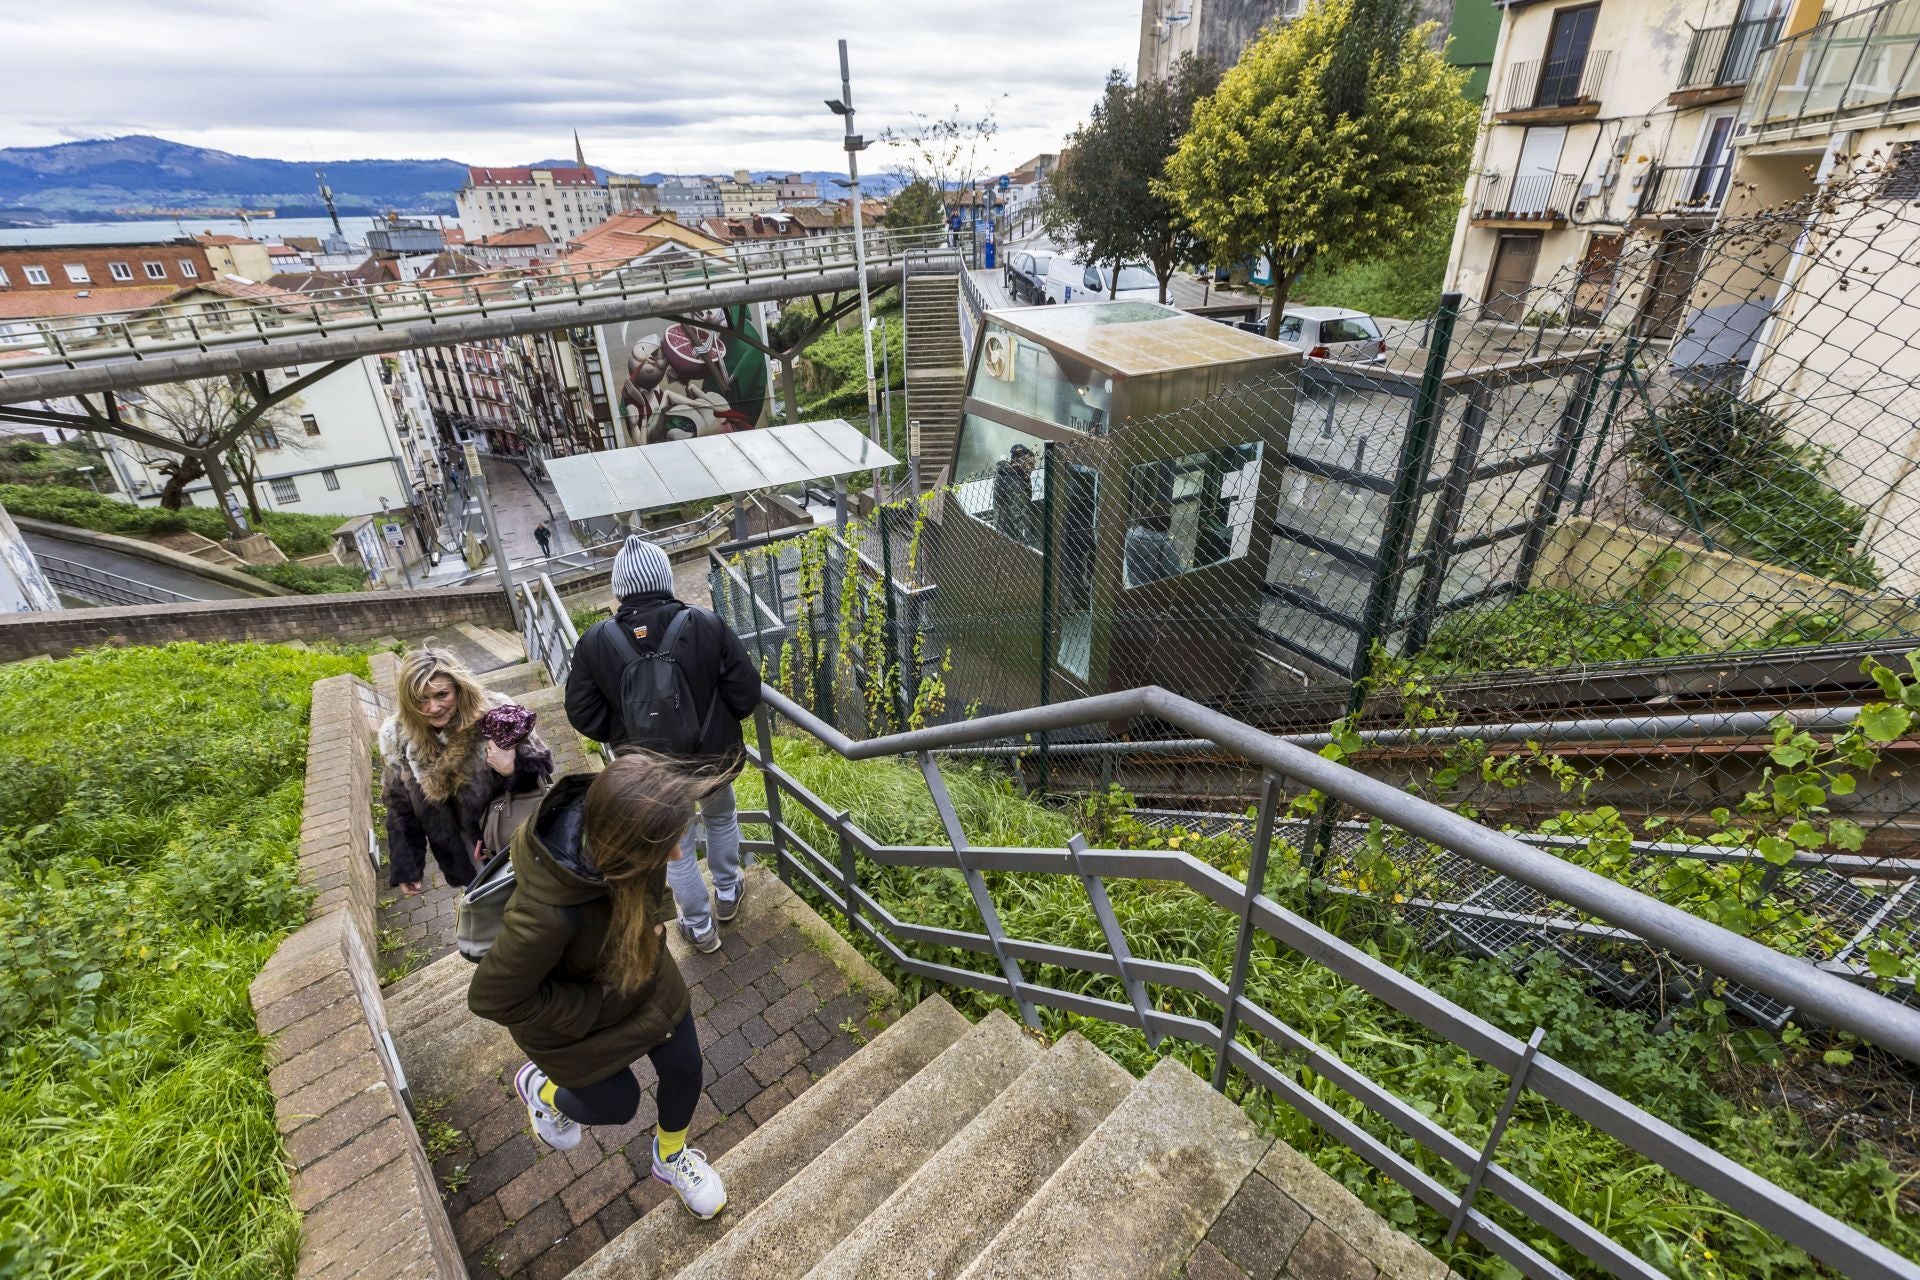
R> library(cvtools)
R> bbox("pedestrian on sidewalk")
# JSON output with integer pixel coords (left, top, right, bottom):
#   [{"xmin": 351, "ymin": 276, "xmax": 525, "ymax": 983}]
[
  {"xmin": 468, "ymin": 754, "xmax": 728, "ymax": 1220},
  {"xmin": 380, "ymin": 648, "xmax": 553, "ymax": 897},
  {"xmin": 564, "ymin": 536, "xmax": 761, "ymax": 954},
  {"xmin": 533, "ymin": 521, "xmax": 553, "ymax": 558}
]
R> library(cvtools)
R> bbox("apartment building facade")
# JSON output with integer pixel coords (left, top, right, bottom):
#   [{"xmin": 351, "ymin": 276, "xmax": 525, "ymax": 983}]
[
  {"xmin": 455, "ymin": 165, "xmax": 611, "ymax": 243},
  {"xmin": 657, "ymin": 177, "xmax": 725, "ymax": 224},
  {"xmin": 1443, "ymin": 0, "xmax": 1795, "ymax": 329},
  {"xmin": 717, "ymin": 170, "xmax": 780, "ymax": 216},
  {"xmin": 0, "ymin": 240, "xmax": 211, "ymax": 297}
]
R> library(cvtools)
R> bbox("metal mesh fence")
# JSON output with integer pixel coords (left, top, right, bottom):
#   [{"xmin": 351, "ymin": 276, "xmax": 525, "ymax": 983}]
[{"xmin": 703, "ymin": 154, "xmax": 1920, "ymax": 1248}]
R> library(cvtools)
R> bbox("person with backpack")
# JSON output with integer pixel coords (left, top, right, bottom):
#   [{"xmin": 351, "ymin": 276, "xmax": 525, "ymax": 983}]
[
  {"xmin": 381, "ymin": 648, "xmax": 553, "ymax": 896},
  {"xmin": 467, "ymin": 752, "xmax": 727, "ymax": 1220},
  {"xmin": 565, "ymin": 536, "xmax": 762, "ymax": 954}
]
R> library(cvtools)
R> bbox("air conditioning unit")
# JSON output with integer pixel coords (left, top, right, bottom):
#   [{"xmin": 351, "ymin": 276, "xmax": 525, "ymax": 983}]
[{"xmin": 983, "ymin": 332, "xmax": 1019, "ymax": 382}]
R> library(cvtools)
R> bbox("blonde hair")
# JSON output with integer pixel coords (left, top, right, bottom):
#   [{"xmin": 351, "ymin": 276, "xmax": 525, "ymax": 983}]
[
  {"xmin": 395, "ymin": 647, "xmax": 488, "ymax": 744},
  {"xmin": 585, "ymin": 751, "xmax": 723, "ymax": 994}
]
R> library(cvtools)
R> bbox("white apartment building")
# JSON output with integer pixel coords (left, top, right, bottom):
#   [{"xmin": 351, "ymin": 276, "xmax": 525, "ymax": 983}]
[
  {"xmin": 657, "ymin": 177, "xmax": 724, "ymax": 224},
  {"xmin": 99, "ymin": 355, "xmax": 421, "ymax": 519},
  {"xmin": 717, "ymin": 170, "xmax": 779, "ymax": 217},
  {"xmin": 1444, "ymin": 0, "xmax": 1791, "ymax": 328},
  {"xmin": 456, "ymin": 165, "xmax": 611, "ymax": 244}
]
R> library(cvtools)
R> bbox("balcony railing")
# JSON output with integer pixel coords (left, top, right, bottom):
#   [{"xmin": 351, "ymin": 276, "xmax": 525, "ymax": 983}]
[
  {"xmin": 1679, "ymin": 16, "xmax": 1784, "ymax": 90},
  {"xmin": 1498, "ymin": 50, "xmax": 1612, "ymax": 113},
  {"xmin": 1471, "ymin": 171, "xmax": 1581, "ymax": 222},
  {"xmin": 1747, "ymin": 0, "xmax": 1920, "ymax": 138},
  {"xmin": 1638, "ymin": 160, "xmax": 1735, "ymax": 216}
]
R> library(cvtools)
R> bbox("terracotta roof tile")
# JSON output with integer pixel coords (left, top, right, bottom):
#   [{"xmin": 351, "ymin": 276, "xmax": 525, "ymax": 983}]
[{"xmin": 0, "ymin": 285, "xmax": 178, "ymax": 319}]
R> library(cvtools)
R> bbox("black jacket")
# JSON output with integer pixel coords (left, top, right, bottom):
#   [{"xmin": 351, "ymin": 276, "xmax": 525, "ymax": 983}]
[
  {"xmin": 379, "ymin": 696, "xmax": 553, "ymax": 889},
  {"xmin": 564, "ymin": 589, "xmax": 761, "ymax": 763}
]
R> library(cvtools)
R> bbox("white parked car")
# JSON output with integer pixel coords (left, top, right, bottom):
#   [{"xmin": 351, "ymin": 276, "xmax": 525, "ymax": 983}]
[
  {"xmin": 1273, "ymin": 306, "xmax": 1387, "ymax": 362},
  {"xmin": 1041, "ymin": 257, "xmax": 1161, "ymax": 305}
]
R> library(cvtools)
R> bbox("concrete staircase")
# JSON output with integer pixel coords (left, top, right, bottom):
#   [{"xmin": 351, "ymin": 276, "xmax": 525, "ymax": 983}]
[
  {"xmin": 903, "ymin": 273, "xmax": 967, "ymax": 491},
  {"xmin": 571, "ymin": 997, "xmax": 1289, "ymax": 1280}
]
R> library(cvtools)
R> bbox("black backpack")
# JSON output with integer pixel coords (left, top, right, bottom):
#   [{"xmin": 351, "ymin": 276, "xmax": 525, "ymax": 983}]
[{"xmin": 614, "ymin": 607, "xmax": 719, "ymax": 755}]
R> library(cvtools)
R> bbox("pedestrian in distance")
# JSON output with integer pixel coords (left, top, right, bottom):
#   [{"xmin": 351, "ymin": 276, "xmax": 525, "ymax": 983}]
[
  {"xmin": 991, "ymin": 443, "xmax": 1039, "ymax": 546},
  {"xmin": 468, "ymin": 753, "xmax": 727, "ymax": 1219},
  {"xmin": 381, "ymin": 648, "xmax": 553, "ymax": 896},
  {"xmin": 564, "ymin": 536, "xmax": 762, "ymax": 954},
  {"xmin": 533, "ymin": 520, "xmax": 554, "ymax": 558}
]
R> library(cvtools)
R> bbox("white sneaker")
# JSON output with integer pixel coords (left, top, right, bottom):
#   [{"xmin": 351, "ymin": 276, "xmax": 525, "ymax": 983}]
[
  {"xmin": 513, "ymin": 1062, "xmax": 582, "ymax": 1152},
  {"xmin": 652, "ymin": 1142, "xmax": 726, "ymax": 1219}
]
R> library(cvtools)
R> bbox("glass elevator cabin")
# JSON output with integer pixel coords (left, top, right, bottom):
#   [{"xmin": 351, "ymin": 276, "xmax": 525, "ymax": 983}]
[{"xmin": 928, "ymin": 300, "xmax": 1299, "ymax": 715}]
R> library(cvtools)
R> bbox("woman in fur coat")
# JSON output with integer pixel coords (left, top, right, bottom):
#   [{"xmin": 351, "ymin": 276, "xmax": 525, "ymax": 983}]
[{"xmin": 380, "ymin": 647, "xmax": 553, "ymax": 896}]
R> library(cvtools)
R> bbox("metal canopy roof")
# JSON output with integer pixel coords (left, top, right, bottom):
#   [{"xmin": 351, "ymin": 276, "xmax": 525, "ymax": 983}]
[{"xmin": 545, "ymin": 419, "xmax": 897, "ymax": 521}]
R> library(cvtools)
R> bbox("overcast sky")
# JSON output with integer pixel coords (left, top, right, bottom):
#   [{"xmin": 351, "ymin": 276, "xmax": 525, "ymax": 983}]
[{"xmin": 2, "ymin": 1, "xmax": 1140, "ymax": 174}]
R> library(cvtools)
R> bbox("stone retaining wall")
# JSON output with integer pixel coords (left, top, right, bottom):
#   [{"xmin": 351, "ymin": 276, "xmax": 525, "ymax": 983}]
[
  {"xmin": 0, "ymin": 583, "xmax": 511, "ymax": 662},
  {"xmin": 247, "ymin": 673, "xmax": 467, "ymax": 1280}
]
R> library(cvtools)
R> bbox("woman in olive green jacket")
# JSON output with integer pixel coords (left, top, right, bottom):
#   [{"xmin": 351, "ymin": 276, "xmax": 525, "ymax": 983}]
[{"xmin": 468, "ymin": 754, "xmax": 727, "ymax": 1219}]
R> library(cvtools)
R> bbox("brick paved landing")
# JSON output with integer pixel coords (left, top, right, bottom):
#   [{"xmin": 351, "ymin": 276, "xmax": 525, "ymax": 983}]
[{"xmin": 379, "ymin": 866, "xmax": 899, "ymax": 1280}]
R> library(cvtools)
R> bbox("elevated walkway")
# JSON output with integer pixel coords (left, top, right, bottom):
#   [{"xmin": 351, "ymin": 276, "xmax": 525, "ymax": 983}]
[{"xmin": 0, "ymin": 226, "xmax": 947, "ymax": 407}]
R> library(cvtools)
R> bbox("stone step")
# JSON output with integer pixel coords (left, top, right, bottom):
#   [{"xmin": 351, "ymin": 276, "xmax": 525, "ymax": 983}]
[
  {"xmin": 954, "ymin": 1057, "xmax": 1271, "ymax": 1280},
  {"xmin": 677, "ymin": 1011, "xmax": 1039, "ymax": 1280},
  {"xmin": 481, "ymin": 660, "xmax": 548, "ymax": 697},
  {"xmin": 384, "ymin": 952, "xmax": 475, "ymax": 1027},
  {"xmin": 570, "ymin": 996, "xmax": 971, "ymax": 1280},
  {"xmin": 456, "ymin": 621, "xmax": 526, "ymax": 667},
  {"xmin": 516, "ymin": 685, "xmax": 604, "ymax": 777},
  {"xmin": 806, "ymin": 1032, "xmax": 1133, "ymax": 1280}
]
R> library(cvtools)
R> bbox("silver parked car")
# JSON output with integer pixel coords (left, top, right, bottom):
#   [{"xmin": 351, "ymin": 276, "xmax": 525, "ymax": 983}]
[{"xmin": 1274, "ymin": 306, "xmax": 1388, "ymax": 362}]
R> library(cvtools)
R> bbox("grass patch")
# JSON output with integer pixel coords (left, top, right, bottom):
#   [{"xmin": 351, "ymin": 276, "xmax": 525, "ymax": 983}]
[
  {"xmin": 239, "ymin": 562, "xmax": 368, "ymax": 595},
  {"xmin": 735, "ymin": 736, "xmax": 1919, "ymax": 1280},
  {"xmin": 0, "ymin": 441, "xmax": 110, "ymax": 488},
  {"xmin": 0, "ymin": 483, "xmax": 347, "ymax": 559},
  {"xmin": 0, "ymin": 641, "xmax": 366, "ymax": 1278}
]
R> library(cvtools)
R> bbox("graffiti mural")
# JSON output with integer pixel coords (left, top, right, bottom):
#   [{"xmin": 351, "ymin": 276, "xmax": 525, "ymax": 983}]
[{"xmin": 603, "ymin": 304, "xmax": 771, "ymax": 445}]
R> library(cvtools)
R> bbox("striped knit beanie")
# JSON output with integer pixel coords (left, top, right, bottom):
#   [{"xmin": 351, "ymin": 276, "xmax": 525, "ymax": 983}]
[{"xmin": 611, "ymin": 535, "xmax": 673, "ymax": 599}]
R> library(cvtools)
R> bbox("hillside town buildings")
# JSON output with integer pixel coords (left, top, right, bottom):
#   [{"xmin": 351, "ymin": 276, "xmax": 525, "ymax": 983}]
[{"xmin": 455, "ymin": 164, "xmax": 611, "ymax": 242}]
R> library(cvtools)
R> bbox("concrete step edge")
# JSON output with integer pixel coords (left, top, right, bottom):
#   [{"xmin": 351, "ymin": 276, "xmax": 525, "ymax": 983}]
[
  {"xmin": 954, "ymin": 1057, "xmax": 1270, "ymax": 1280},
  {"xmin": 676, "ymin": 1011, "xmax": 1040, "ymax": 1280},
  {"xmin": 805, "ymin": 1032, "xmax": 1134, "ymax": 1280},
  {"xmin": 568, "ymin": 995, "xmax": 971, "ymax": 1280}
]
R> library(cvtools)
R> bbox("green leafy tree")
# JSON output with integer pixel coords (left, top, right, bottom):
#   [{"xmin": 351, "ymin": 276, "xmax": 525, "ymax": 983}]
[
  {"xmin": 1161, "ymin": 0, "xmax": 1475, "ymax": 337},
  {"xmin": 1045, "ymin": 56, "xmax": 1220, "ymax": 303},
  {"xmin": 883, "ymin": 178, "xmax": 942, "ymax": 230}
]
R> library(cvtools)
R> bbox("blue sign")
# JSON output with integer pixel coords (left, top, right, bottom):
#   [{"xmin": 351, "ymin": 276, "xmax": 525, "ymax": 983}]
[{"xmin": 997, "ymin": 174, "xmax": 1010, "ymax": 192}]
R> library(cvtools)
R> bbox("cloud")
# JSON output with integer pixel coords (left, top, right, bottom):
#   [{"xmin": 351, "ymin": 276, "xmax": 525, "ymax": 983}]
[{"xmin": 1, "ymin": 0, "xmax": 1142, "ymax": 173}]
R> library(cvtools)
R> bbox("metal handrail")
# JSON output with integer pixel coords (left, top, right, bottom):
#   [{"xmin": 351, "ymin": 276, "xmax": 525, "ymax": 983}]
[
  {"xmin": 0, "ymin": 223, "xmax": 952, "ymax": 385},
  {"xmin": 36, "ymin": 553, "xmax": 202, "ymax": 606},
  {"xmin": 511, "ymin": 575, "xmax": 1920, "ymax": 1278}
]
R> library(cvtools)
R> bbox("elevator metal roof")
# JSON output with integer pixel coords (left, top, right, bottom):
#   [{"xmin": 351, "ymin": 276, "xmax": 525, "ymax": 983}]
[{"xmin": 545, "ymin": 418, "xmax": 897, "ymax": 521}]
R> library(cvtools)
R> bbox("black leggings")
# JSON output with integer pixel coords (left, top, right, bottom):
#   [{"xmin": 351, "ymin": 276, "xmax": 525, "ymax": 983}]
[{"xmin": 551, "ymin": 1011, "xmax": 701, "ymax": 1130}]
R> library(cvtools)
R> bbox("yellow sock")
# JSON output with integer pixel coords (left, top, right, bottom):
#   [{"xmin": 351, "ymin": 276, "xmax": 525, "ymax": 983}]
[
  {"xmin": 656, "ymin": 1125, "xmax": 688, "ymax": 1162},
  {"xmin": 538, "ymin": 1079, "xmax": 560, "ymax": 1108}
]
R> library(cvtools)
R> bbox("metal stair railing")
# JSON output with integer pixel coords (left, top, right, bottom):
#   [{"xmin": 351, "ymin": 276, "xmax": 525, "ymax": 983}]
[
  {"xmin": 35, "ymin": 553, "xmax": 203, "ymax": 606},
  {"xmin": 512, "ymin": 579, "xmax": 1920, "ymax": 1280}
]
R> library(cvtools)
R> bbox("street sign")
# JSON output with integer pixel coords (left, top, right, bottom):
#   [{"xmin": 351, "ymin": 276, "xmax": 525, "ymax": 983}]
[
  {"xmin": 462, "ymin": 441, "xmax": 482, "ymax": 480},
  {"xmin": 381, "ymin": 521, "xmax": 405, "ymax": 547},
  {"xmin": 997, "ymin": 174, "xmax": 1010, "ymax": 192}
]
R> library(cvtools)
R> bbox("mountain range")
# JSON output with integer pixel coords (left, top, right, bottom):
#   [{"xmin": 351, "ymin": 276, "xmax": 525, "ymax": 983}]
[{"xmin": 0, "ymin": 135, "xmax": 905, "ymax": 224}]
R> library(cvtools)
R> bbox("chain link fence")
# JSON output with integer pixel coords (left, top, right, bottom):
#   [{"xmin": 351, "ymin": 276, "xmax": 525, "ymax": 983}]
[{"xmin": 702, "ymin": 154, "xmax": 1920, "ymax": 1269}]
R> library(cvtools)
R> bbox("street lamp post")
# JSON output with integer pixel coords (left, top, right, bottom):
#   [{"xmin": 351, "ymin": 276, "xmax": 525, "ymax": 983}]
[
  {"xmin": 74, "ymin": 465, "xmax": 100, "ymax": 495},
  {"xmin": 828, "ymin": 39, "xmax": 882, "ymax": 511}
]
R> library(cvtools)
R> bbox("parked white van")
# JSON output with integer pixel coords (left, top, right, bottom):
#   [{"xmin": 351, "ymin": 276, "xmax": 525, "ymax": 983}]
[{"xmin": 1041, "ymin": 258, "xmax": 1161, "ymax": 305}]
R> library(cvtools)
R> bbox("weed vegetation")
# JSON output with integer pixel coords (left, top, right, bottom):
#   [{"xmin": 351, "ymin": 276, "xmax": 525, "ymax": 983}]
[
  {"xmin": 0, "ymin": 483, "xmax": 346, "ymax": 559},
  {"xmin": 736, "ymin": 735, "xmax": 1919, "ymax": 1280},
  {"xmin": 239, "ymin": 562, "xmax": 368, "ymax": 595},
  {"xmin": 0, "ymin": 642, "xmax": 365, "ymax": 1278}
]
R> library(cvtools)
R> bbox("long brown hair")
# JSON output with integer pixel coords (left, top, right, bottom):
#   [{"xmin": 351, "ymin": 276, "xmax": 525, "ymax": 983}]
[
  {"xmin": 585, "ymin": 752, "xmax": 719, "ymax": 994},
  {"xmin": 394, "ymin": 647, "xmax": 488, "ymax": 746}
]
